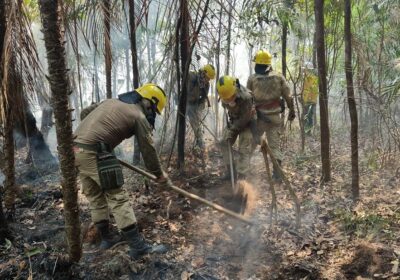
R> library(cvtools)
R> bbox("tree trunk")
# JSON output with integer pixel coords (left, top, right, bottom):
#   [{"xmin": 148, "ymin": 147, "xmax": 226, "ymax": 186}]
[
  {"xmin": 93, "ymin": 47, "xmax": 100, "ymax": 102},
  {"xmin": 281, "ymin": 21, "xmax": 288, "ymax": 78},
  {"xmin": 128, "ymin": 0, "xmax": 141, "ymax": 164},
  {"xmin": 3, "ymin": 102, "xmax": 15, "ymax": 214},
  {"xmin": 39, "ymin": 0, "xmax": 81, "ymax": 262},
  {"xmin": 40, "ymin": 104, "xmax": 53, "ymax": 140},
  {"xmin": 14, "ymin": 103, "xmax": 58, "ymax": 173},
  {"xmin": 314, "ymin": 0, "xmax": 331, "ymax": 182},
  {"xmin": 0, "ymin": 0, "xmax": 15, "ymax": 219},
  {"xmin": 125, "ymin": 47, "xmax": 130, "ymax": 91},
  {"xmin": 225, "ymin": 0, "xmax": 234, "ymax": 74},
  {"xmin": 344, "ymin": 0, "xmax": 359, "ymax": 200},
  {"xmin": 103, "ymin": 0, "xmax": 112, "ymax": 99},
  {"xmin": 215, "ymin": 7, "xmax": 223, "ymax": 137},
  {"xmin": 177, "ymin": 0, "xmax": 190, "ymax": 170}
]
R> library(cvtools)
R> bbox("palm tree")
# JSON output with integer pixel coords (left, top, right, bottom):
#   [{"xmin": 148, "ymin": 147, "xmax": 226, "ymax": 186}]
[{"xmin": 39, "ymin": 0, "xmax": 82, "ymax": 262}]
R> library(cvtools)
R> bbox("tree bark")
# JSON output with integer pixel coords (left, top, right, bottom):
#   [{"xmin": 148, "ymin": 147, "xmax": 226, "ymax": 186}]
[
  {"xmin": 39, "ymin": 0, "xmax": 81, "ymax": 262},
  {"xmin": 128, "ymin": 0, "xmax": 141, "ymax": 164},
  {"xmin": 125, "ymin": 47, "xmax": 130, "ymax": 91},
  {"xmin": 103, "ymin": 0, "xmax": 112, "ymax": 99},
  {"xmin": 344, "ymin": 0, "xmax": 359, "ymax": 200},
  {"xmin": 314, "ymin": 0, "xmax": 331, "ymax": 182},
  {"xmin": 215, "ymin": 7, "xmax": 223, "ymax": 137},
  {"xmin": 281, "ymin": 21, "xmax": 288, "ymax": 78},
  {"xmin": 0, "ymin": 0, "xmax": 9, "ymax": 240},
  {"xmin": 225, "ymin": 0, "xmax": 234, "ymax": 74},
  {"xmin": 177, "ymin": 0, "xmax": 190, "ymax": 170},
  {"xmin": 0, "ymin": 0, "xmax": 16, "ymax": 217}
]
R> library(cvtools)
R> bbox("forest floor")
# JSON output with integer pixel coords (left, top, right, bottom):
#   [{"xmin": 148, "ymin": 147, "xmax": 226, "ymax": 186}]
[{"xmin": 1, "ymin": 129, "xmax": 400, "ymax": 280}]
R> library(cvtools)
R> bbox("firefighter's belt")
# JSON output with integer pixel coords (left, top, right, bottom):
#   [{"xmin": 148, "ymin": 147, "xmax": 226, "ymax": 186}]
[
  {"xmin": 74, "ymin": 142, "xmax": 111, "ymax": 153},
  {"xmin": 256, "ymin": 99, "xmax": 281, "ymax": 110}
]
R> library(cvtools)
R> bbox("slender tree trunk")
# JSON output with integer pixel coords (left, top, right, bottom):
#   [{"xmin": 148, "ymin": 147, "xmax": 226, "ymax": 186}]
[
  {"xmin": 0, "ymin": 0, "xmax": 15, "ymax": 220},
  {"xmin": 103, "ymin": 0, "xmax": 112, "ymax": 99},
  {"xmin": 344, "ymin": 0, "xmax": 359, "ymax": 200},
  {"xmin": 125, "ymin": 47, "xmax": 130, "ymax": 91},
  {"xmin": 215, "ymin": 7, "xmax": 223, "ymax": 137},
  {"xmin": 39, "ymin": 0, "xmax": 81, "ymax": 262},
  {"xmin": 282, "ymin": 21, "xmax": 288, "ymax": 78},
  {"xmin": 3, "ymin": 103, "xmax": 15, "ymax": 214},
  {"xmin": 128, "ymin": 0, "xmax": 141, "ymax": 164},
  {"xmin": 40, "ymin": 104, "xmax": 53, "ymax": 140},
  {"xmin": 112, "ymin": 55, "xmax": 117, "ymax": 97},
  {"xmin": 314, "ymin": 0, "xmax": 331, "ymax": 182},
  {"xmin": 225, "ymin": 0, "xmax": 234, "ymax": 74},
  {"xmin": 93, "ymin": 47, "xmax": 100, "ymax": 102},
  {"xmin": 177, "ymin": 0, "xmax": 190, "ymax": 170}
]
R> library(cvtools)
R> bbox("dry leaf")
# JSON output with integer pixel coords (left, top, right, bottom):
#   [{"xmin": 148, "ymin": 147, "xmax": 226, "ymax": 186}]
[
  {"xmin": 191, "ymin": 257, "xmax": 204, "ymax": 268},
  {"xmin": 181, "ymin": 271, "xmax": 193, "ymax": 280}
]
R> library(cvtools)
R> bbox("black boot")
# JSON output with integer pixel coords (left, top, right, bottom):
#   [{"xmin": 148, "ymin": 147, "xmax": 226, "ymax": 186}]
[
  {"xmin": 95, "ymin": 220, "xmax": 122, "ymax": 250},
  {"xmin": 122, "ymin": 224, "xmax": 167, "ymax": 259}
]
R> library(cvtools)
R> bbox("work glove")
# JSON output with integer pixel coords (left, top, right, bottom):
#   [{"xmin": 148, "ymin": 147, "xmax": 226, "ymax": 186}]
[
  {"xmin": 156, "ymin": 173, "xmax": 172, "ymax": 188},
  {"xmin": 288, "ymin": 109, "xmax": 296, "ymax": 121}
]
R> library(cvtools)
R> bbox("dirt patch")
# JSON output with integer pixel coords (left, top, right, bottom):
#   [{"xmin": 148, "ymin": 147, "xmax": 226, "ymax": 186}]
[{"xmin": 341, "ymin": 243, "xmax": 395, "ymax": 279}]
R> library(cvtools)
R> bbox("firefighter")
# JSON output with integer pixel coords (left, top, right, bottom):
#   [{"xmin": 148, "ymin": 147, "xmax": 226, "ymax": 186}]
[
  {"xmin": 74, "ymin": 83, "xmax": 170, "ymax": 259},
  {"xmin": 302, "ymin": 64, "xmax": 319, "ymax": 134},
  {"xmin": 186, "ymin": 64, "xmax": 216, "ymax": 155},
  {"xmin": 216, "ymin": 75, "xmax": 256, "ymax": 180},
  {"xmin": 247, "ymin": 50, "xmax": 295, "ymax": 181}
]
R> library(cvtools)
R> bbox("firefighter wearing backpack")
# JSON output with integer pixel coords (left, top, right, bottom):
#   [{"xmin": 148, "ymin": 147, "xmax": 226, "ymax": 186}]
[
  {"xmin": 246, "ymin": 50, "xmax": 295, "ymax": 181},
  {"xmin": 186, "ymin": 64, "xmax": 216, "ymax": 155}
]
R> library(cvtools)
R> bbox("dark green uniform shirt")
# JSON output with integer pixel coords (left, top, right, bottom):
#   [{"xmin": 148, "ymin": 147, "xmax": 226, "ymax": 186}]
[{"xmin": 74, "ymin": 99, "xmax": 163, "ymax": 177}]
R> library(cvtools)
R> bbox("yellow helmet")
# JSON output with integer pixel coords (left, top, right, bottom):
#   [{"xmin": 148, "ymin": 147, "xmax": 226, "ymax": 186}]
[
  {"xmin": 216, "ymin": 75, "xmax": 237, "ymax": 101},
  {"xmin": 135, "ymin": 83, "xmax": 167, "ymax": 114},
  {"xmin": 253, "ymin": 50, "xmax": 272, "ymax": 65},
  {"xmin": 201, "ymin": 64, "xmax": 216, "ymax": 80}
]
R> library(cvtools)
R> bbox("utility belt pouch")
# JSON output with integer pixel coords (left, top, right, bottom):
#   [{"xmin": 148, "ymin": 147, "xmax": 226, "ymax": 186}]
[{"xmin": 96, "ymin": 150, "xmax": 124, "ymax": 190}]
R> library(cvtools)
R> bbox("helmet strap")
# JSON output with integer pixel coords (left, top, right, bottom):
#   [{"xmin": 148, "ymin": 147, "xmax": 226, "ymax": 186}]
[{"xmin": 140, "ymin": 99, "xmax": 157, "ymax": 129}]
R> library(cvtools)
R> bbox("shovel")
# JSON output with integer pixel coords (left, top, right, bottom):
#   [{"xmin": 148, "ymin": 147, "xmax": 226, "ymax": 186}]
[
  {"xmin": 118, "ymin": 159, "xmax": 253, "ymax": 225},
  {"xmin": 227, "ymin": 140, "xmax": 248, "ymax": 214}
]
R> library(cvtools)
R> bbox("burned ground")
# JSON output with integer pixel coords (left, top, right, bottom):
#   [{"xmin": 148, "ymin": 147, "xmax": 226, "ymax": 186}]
[{"xmin": 1, "ymin": 134, "xmax": 400, "ymax": 280}]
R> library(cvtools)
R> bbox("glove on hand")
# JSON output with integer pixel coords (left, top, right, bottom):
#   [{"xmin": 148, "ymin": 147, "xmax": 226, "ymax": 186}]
[{"xmin": 156, "ymin": 173, "xmax": 172, "ymax": 188}]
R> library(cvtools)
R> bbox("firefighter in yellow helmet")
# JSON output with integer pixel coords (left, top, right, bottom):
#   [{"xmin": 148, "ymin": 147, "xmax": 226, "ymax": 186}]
[
  {"xmin": 302, "ymin": 63, "xmax": 318, "ymax": 134},
  {"xmin": 217, "ymin": 75, "xmax": 256, "ymax": 180},
  {"xmin": 186, "ymin": 64, "xmax": 216, "ymax": 156},
  {"xmin": 247, "ymin": 50, "xmax": 295, "ymax": 181},
  {"xmin": 74, "ymin": 83, "xmax": 170, "ymax": 259}
]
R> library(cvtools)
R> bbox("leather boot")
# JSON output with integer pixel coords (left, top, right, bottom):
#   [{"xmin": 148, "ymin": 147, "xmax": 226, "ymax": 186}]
[
  {"xmin": 122, "ymin": 224, "xmax": 167, "ymax": 259},
  {"xmin": 95, "ymin": 220, "xmax": 122, "ymax": 250}
]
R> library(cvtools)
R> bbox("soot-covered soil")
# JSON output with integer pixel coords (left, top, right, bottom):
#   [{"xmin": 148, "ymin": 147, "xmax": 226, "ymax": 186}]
[{"xmin": 1, "ymin": 134, "xmax": 400, "ymax": 279}]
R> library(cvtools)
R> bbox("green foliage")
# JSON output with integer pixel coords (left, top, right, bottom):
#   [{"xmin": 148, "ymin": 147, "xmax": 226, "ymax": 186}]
[{"xmin": 335, "ymin": 209, "xmax": 392, "ymax": 239}]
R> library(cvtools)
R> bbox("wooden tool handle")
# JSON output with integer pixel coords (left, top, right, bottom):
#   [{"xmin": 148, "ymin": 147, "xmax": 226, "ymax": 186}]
[{"xmin": 118, "ymin": 159, "xmax": 253, "ymax": 225}]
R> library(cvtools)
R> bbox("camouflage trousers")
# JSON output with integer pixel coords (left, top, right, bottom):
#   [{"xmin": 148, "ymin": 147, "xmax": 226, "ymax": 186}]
[
  {"xmin": 75, "ymin": 148, "xmax": 136, "ymax": 229},
  {"xmin": 220, "ymin": 127, "xmax": 253, "ymax": 175},
  {"xmin": 257, "ymin": 113, "xmax": 283, "ymax": 161},
  {"xmin": 187, "ymin": 103, "xmax": 205, "ymax": 149}
]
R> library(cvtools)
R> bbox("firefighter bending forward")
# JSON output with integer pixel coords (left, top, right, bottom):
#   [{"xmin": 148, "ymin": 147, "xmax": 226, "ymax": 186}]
[
  {"xmin": 74, "ymin": 84, "xmax": 170, "ymax": 259},
  {"xmin": 217, "ymin": 75, "xmax": 257, "ymax": 180}
]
